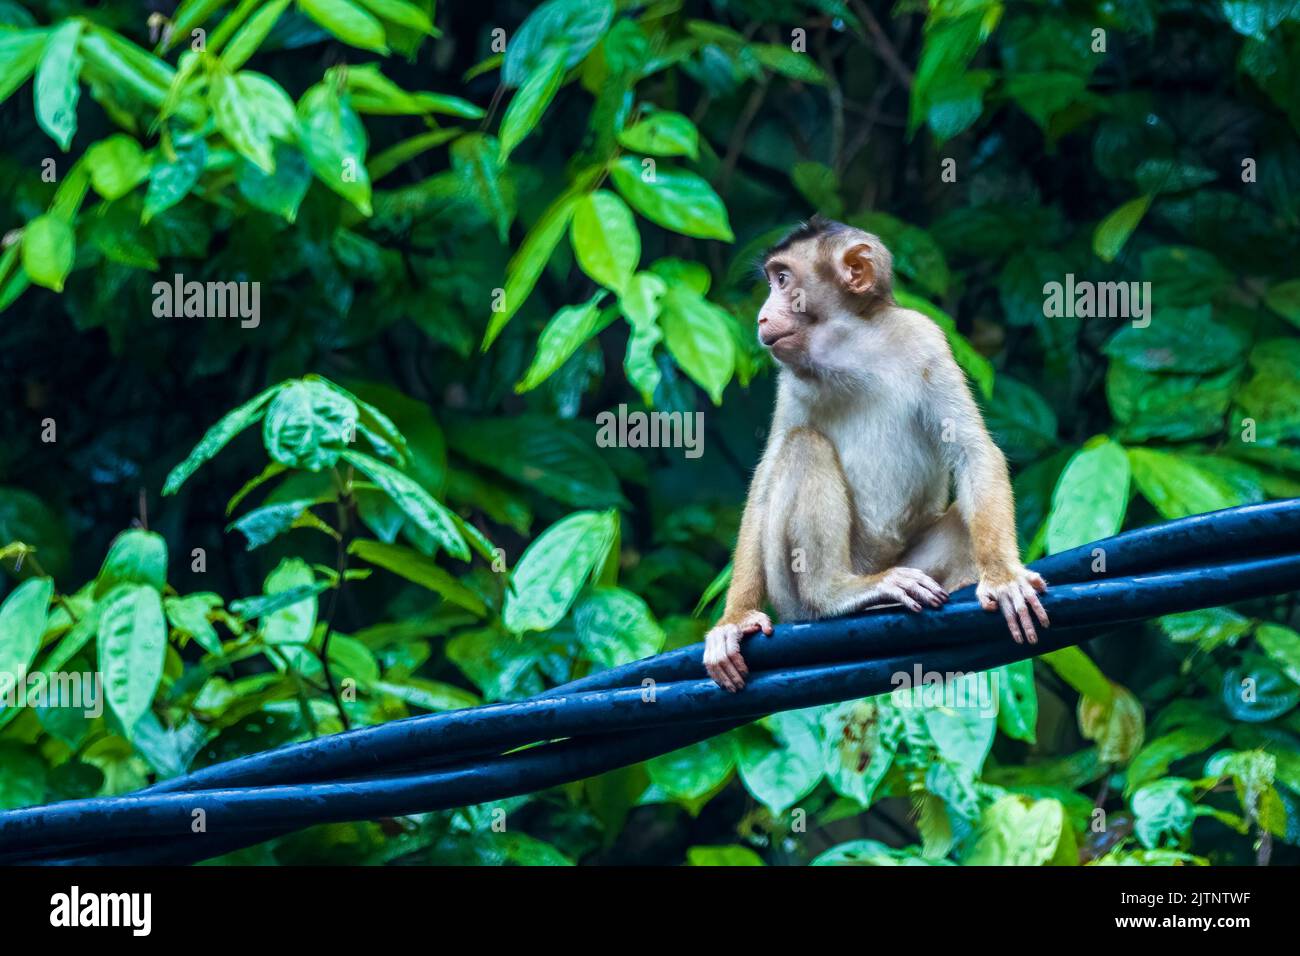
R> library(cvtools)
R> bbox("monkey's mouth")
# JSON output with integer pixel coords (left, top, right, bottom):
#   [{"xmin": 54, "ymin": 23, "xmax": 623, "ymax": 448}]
[{"xmin": 761, "ymin": 330, "xmax": 796, "ymax": 348}]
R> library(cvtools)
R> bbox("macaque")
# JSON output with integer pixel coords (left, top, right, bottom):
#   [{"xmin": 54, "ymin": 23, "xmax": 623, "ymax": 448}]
[{"xmin": 704, "ymin": 216, "xmax": 1048, "ymax": 692}]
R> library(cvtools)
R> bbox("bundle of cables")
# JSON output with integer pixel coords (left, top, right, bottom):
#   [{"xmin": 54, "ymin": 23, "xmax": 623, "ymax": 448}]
[{"xmin": 3, "ymin": 500, "xmax": 1299, "ymax": 866}]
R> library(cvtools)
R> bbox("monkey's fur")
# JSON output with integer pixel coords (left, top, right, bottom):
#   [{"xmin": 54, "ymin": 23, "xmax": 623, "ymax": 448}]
[{"xmin": 703, "ymin": 217, "xmax": 1048, "ymax": 692}]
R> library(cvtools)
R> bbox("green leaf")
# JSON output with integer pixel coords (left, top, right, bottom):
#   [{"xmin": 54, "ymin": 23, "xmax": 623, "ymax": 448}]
[
  {"xmin": 164, "ymin": 384, "xmax": 281, "ymax": 495},
  {"xmin": 1078, "ymin": 681, "xmax": 1145, "ymax": 763},
  {"xmin": 262, "ymin": 379, "xmax": 358, "ymax": 471},
  {"xmin": 617, "ymin": 111, "xmax": 699, "ymax": 159},
  {"xmin": 996, "ymin": 660, "xmax": 1038, "ymax": 744},
  {"xmin": 609, "ymin": 156, "xmax": 733, "ymax": 241},
  {"xmin": 0, "ymin": 577, "xmax": 54, "ymax": 682},
  {"xmin": 1127, "ymin": 722, "xmax": 1230, "ymax": 795},
  {"xmin": 1221, "ymin": 0, "xmax": 1296, "ymax": 41},
  {"xmin": 78, "ymin": 26, "xmax": 174, "ymax": 112},
  {"xmin": 1045, "ymin": 437, "xmax": 1131, "ymax": 554},
  {"xmin": 1005, "ymin": 70, "xmax": 1086, "ymax": 129},
  {"xmin": 348, "ymin": 539, "xmax": 486, "ymax": 615},
  {"xmin": 751, "ymin": 43, "xmax": 827, "ymax": 84},
  {"xmin": 228, "ymin": 498, "xmax": 321, "ymax": 550},
  {"xmin": 813, "ymin": 840, "xmax": 944, "ymax": 866},
  {"xmin": 502, "ymin": 0, "xmax": 614, "ymax": 88},
  {"xmin": 819, "ymin": 699, "xmax": 902, "ymax": 806},
  {"xmin": 1103, "ymin": 305, "xmax": 1248, "ymax": 374},
  {"xmin": 211, "ymin": 70, "xmax": 288, "ymax": 174},
  {"xmin": 341, "ymin": 381, "xmax": 441, "ymax": 493},
  {"xmin": 1127, "ymin": 448, "xmax": 1243, "ymax": 519},
  {"xmin": 1158, "ymin": 607, "xmax": 1252, "ymax": 651},
  {"xmin": 313, "ymin": 376, "xmax": 409, "ymax": 464},
  {"xmin": 621, "ymin": 272, "xmax": 667, "ymax": 402},
  {"xmin": 95, "ymin": 529, "xmax": 168, "ymax": 597},
  {"xmin": 164, "ymin": 593, "xmax": 223, "ymax": 656},
  {"xmin": 1131, "ymin": 779, "xmax": 1196, "ymax": 849},
  {"xmin": 299, "ymin": 83, "xmax": 372, "ymax": 215},
  {"xmin": 21, "ymin": 214, "xmax": 75, "ymax": 292},
  {"xmin": 572, "ymin": 586, "xmax": 665, "ymax": 668},
  {"xmin": 736, "ymin": 709, "xmax": 825, "ymax": 815},
  {"xmin": 237, "ymin": 145, "xmax": 312, "ymax": 222},
  {"xmin": 686, "ymin": 845, "xmax": 764, "ymax": 866},
  {"xmin": 646, "ymin": 737, "xmax": 735, "ymax": 804},
  {"xmin": 355, "ymin": 0, "xmax": 437, "ymax": 34},
  {"xmin": 502, "ymin": 510, "xmax": 618, "ymax": 633},
  {"xmin": 343, "ymin": 450, "xmax": 470, "ymax": 561},
  {"xmin": 0, "ymin": 28, "xmax": 47, "ymax": 106},
  {"xmin": 1257, "ymin": 624, "xmax": 1300, "ymax": 685},
  {"xmin": 963, "ymin": 795, "xmax": 1072, "ymax": 866},
  {"xmin": 693, "ymin": 562, "xmax": 731, "ymax": 617},
  {"xmin": 374, "ymin": 678, "xmax": 479, "ymax": 712},
  {"xmin": 923, "ymin": 704, "xmax": 997, "ymax": 775},
  {"xmin": 34, "ymin": 20, "xmax": 83, "ymax": 150},
  {"xmin": 260, "ymin": 558, "xmax": 318, "ymax": 669},
  {"xmin": 1224, "ymin": 655, "xmax": 1299, "ymax": 722},
  {"xmin": 516, "ymin": 294, "xmax": 606, "ymax": 393},
  {"xmin": 98, "ymin": 584, "xmax": 167, "ymax": 735},
  {"xmin": 445, "ymin": 626, "xmax": 560, "ymax": 701},
  {"xmin": 1093, "ymin": 195, "xmax": 1152, "ymax": 262},
  {"xmin": 659, "ymin": 286, "xmax": 736, "ymax": 404},
  {"xmin": 143, "ymin": 133, "xmax": 207, "ymax": 224},
  {"xmin": 1042, "ymin": 647, "xmax": 1113, "ymax": 704},
  {"xmin": 220, "ymin": 0, "xmax": 291, "ymax": 71},
  {"xmin": 343, "ymin": 64, "xmax": 470, "ymax": 115},
  {"xmin": 298, "ymin": 0, "xmax": 389, "ymax": 53},
  {"xmin": 85, "ymin": 133, "xmax": 150, "ymax": 201},
  {"xmin": 482, "ymin": 190, "xmax": 580, "ymax": 349},
  {"xmin": 571, "ymin": 190, "xmax": 640, "ymax": 293},
  {"xmin": 498, "ymin": 41, "xmax": 568, "ymax": 161},
  {"xmin": 925, "ymin": 71, "xmax": 993, "ymax": 141}
]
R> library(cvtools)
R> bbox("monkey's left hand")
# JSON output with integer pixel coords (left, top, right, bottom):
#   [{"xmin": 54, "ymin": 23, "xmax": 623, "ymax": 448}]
[
  {"xmin": 703, "ymin": 610, "xmax": 773, "ymax": 692},
  {"xmin": 976, "ymin": 567, "xmax": 1049, "ymax": 644}
]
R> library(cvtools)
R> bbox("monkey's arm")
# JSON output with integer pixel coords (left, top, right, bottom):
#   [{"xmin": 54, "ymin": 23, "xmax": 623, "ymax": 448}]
[
  {"xmin": 719, "ymin": 471, "xmax": 768, "ymax": 624},
  {"xmin": 932, "ymin": 356, "xmax": 1049, "ymax": 643},
  {"xmin": 704, "ymin": 447, "xmax": 776, "ymax": 691}
]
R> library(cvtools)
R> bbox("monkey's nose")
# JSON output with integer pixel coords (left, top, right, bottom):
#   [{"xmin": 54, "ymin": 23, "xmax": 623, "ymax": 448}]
[{"xmin": 758, "ymin": 314, "xmax": 769, "ymax": 325}]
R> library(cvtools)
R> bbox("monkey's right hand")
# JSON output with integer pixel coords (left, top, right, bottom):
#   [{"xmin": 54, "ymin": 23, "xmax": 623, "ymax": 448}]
[
  {"xmin": 704, "ymin": 610, "xmax": 773, "ymax": 692},
  {"xmin": 872, "ymin": 567, "xmax": 949, "ymax": 613}
]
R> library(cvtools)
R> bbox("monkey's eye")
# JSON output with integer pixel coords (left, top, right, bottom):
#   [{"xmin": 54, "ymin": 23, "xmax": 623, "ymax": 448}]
[{"xmin": 776, "ymin": 272, "xmax": 790, "ymax": 289}]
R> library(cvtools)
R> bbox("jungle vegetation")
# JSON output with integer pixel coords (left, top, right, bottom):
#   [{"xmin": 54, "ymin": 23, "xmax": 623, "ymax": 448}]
[{"xmin": 1, "ymin": 0, "xmax": 1299, "ymax": 865}]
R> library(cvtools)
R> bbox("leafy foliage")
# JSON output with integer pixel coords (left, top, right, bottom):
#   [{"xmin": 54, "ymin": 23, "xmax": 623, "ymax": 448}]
[{"xmin": 0, "ymin": 0, "xmax": 1299, "ymax": 866}]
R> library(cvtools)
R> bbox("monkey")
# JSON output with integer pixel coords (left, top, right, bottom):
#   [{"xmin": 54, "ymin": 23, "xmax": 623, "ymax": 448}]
[{"xmin": 703, "ymin": 216, "xmax": 1048, "ymax": 692}]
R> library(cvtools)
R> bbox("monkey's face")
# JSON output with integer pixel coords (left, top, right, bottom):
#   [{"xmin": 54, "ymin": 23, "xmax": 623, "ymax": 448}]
[
  {"xmin": 757, "ymin": 254, "xmax": 816, "ymax": 364},
  {"xmin": 759, "ymin": 234, "xmax": 886, "ymax": 371}
]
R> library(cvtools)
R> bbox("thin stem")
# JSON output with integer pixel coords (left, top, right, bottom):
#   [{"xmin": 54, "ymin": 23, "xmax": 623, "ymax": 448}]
[{"xmin": 317, "ymin": 467, "xmax": 355, "ymax": 731}]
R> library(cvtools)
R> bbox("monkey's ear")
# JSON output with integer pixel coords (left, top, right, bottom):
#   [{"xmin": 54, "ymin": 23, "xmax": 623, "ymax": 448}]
[{"xmin": 840, "ymin": 243, "xmax": 876, "ymax": 295}]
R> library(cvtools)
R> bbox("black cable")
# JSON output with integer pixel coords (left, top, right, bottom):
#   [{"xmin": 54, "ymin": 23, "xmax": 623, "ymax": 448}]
[
  {"xmin": 5, "ymin": 501, "xmax": 1298, "ymax": 864},
  {"xmin": 4, "ymin": 551, "xmax": 1299, "ymax": 859}
]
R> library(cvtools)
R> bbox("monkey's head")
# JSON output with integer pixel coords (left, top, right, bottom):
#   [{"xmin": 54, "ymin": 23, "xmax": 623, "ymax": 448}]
[{"xmin": 757, "ymin": 215, "xmax": 894, "ymax": 371}]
